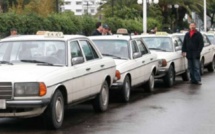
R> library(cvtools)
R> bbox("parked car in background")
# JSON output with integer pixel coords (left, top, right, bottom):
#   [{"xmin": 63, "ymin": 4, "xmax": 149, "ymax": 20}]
[
  {"xmin": 89, "ymin": 32, "xmax": 160, "ymax": 102},
  {"xmin": 174, "ymin": 32, "xmax": 215, "ymax": 74},
  {"xmin": 139, "ymin": 32, "xmax": 189, "ymax": 87},
  {"xmin": 0, "ymin": 32, "xmax": 116, "ymax": 129}
]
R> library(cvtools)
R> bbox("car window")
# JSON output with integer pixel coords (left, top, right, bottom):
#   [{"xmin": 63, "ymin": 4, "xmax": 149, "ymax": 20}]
[
  {"xmin": 143, "ymin": 37, "xmax": 173, "ymax": 52},
  {"xmin": 203, "ymin": 35, "xmax": 210, "ymax": 46},
  {"xmin": 136, "ymin": 40, "xmax": 148, "ymax": 55},
  {"xmin": 92, "ymin": 40, "xmax": 129, "ymax": 59},
  {"xmin": 0, "ymin": 41, "xmax": 66, "ymax": 65},
  {"xmin": 79, "ymin": 40, "xmax": 99, "ymax": 61},
  {"xmin": 131, "ymin": 41, "xmax": 139, "ymax": 53},
  {"xmin": 207, "ymin": 35, "xmax": 215, "ymax": 45},
  {"xmin": 70, "ymin": 41, "xmax": 83, "ymax": 58}
]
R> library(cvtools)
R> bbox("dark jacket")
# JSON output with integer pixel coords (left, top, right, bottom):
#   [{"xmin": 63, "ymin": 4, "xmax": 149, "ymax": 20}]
[
  {"xmin": 92, "ymin": 30, "xmax": 102, "ymax": 36},
  {"xmin": 182, "ymin": 31, "xmax": 204, "ymax": 59}
]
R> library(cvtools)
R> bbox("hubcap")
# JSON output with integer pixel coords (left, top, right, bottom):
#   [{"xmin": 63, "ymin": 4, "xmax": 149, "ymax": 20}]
[
  {"xmin": 101, "ymin": 86, "xmax": 108, "ymax": 106},
  {"xmin": 125, "ymin": 80, "xmax": 130, "ymax": 99},
  {"xmin": 55, "ymin": 97, "xmax": 63, "ymax": 123},
  {"xmin": 150, "ymin": 74, "xmax": 155, "ymax": 90}
]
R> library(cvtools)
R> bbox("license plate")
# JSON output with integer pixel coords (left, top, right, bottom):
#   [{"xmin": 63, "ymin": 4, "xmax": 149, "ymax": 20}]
[{"xmin": 0, "ymin": 100, "xmax": 6, "ymax": 109}]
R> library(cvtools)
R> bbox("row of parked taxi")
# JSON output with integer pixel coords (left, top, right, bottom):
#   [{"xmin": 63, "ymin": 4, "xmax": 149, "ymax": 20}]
[{"xmin": 0, "ymin": 30, "xmax": 214, "ymax": 129}]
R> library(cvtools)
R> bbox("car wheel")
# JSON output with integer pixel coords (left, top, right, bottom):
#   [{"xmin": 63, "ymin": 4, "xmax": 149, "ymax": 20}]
[
  {"xmin": 93, "ymin": 81, "xmax": 109, "ymax": 112},
  {"xmin": 120, "ymin": 76, "xmax": 131, "ymax": 102},
  {"xmin": 200, "ymin": 59, "xmax": 204, "ymax": 75},
  {"xmin": 43, "ymin": 90, "xmax": 64, "ymax": 129},
  {"xmin": 163, "ymin": 65, "xmax": 175, "ymax": 87},
  {"xmin": 144, "ymin": 72, "xmax": 155, "ymax": 92},
  {"xmin": 207, "ymin": 57, "xmax": 215, "ymax": 72},
  {"xmin": 181, "ymin": 69, "xmax": 190, "ymax": 81}
]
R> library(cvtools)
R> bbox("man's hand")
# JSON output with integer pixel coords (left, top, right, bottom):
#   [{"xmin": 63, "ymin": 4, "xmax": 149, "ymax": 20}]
[{"xmin": 182, "ymin": 52, "xmax": 186, "ymax": 57}]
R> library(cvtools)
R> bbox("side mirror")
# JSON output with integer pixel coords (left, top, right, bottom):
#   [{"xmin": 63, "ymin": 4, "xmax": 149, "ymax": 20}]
[
  {"xmin": 72, "ymin": 57, "xmax": 84, "ymax": 65},
  {"xmin": 133, "ymin": 52, "xmax": 142, "ymax": 59},
  {"xmin": 175, "ymin": 46, "xmax": 182, "ymax": 51}
]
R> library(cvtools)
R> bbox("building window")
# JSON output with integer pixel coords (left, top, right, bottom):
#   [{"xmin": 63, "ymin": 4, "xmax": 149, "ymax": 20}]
[
  {"xmin": 91, "ymin": 9, "xmax": 95, "ymax": 13},
  {"xmin": 76, "ymin": 9, "xmax": 82, "ymax": 13},
  {"xmin": 76, "ymin": 2, "xmax": 82, "ymax": 5},
  {"xmin": 64, "ymin": 1, "xmax": 71, "ymax": 5}
]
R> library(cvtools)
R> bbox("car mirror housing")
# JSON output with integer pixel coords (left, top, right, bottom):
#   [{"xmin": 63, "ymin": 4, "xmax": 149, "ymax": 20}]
[
  {"xmin": 133, "ymin": 52, "xmax": 142, "ymax": 59},
  {"xmin": 72, "ymin": 57, "xmax": 84, "ymax": 65}
]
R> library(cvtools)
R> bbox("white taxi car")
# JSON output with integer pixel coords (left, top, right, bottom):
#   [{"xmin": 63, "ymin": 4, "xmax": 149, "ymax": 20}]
[
  {"xmin": 0, "ymin": 32, "xmax": 116, "ymax": 129},
  {"xmin": 139, "ymin": 33, "xmax": 189, "ymax": 87},
  {"xmin": 89, "ymin": 34, "xmax": 160, "ymax": 102},
  {"xmin": 174, "ymin": 32, "xmax": 215, "ymax": 74}
]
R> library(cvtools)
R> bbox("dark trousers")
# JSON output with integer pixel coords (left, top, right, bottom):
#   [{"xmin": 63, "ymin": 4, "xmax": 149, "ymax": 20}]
[{"xmin": 188, "ymin": 59, "xmax": 201, "ymax": 83}]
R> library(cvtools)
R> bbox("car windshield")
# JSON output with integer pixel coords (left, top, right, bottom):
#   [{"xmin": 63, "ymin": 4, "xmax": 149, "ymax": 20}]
[
  {"xmin": 207, "ymin": 35, "xmax": 215, "ymax": 44},
  {"xmin": 143, "ymin": 37, "xmax": 173, "ymax": 52},
  {"xmin": 92, "ymin": 40, "xmax": 129, "ymax": 59},
  {"xmin": 0, "ymin": 41, "xmax": 66, "ymax": 65}
]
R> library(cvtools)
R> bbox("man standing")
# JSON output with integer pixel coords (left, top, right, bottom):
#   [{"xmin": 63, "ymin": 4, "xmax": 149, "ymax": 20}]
[
  {"xmin": 92, "ymin": 22, "xmax": 103, "ymax": 36},
  {"xmin": 10, "ymin": 28, "xmax": 18, "ymax": 36},
  {"xmin": 182, "ymin": 22, "xmax": 204, "ymax": 85}
]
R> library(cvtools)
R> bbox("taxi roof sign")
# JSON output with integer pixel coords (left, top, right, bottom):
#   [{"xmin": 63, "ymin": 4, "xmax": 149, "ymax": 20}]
[
  {"xmin": 36, "ymin": 31, "xmax": 49, "ymax": 35},
  {"xmin": 36, "ymin": 31, "xmax": 64, "ymax": 38},
  {"xmin": 116, "ymin": 28, "xmax": 128, "ymax": 35},
  {"xmin": 45, "ymin": 32, "xmax": 64, "ymax": 38},
  {"xmin": 155, "ymin": 32, "xmax": 168, "ymax": 35}
]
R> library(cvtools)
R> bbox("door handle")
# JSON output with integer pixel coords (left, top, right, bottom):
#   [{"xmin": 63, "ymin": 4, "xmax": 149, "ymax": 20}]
[
  {"xmin": 100, "ymin": 65, "xmax": 105, "ymax": 68},
  {"xmin": 150, "ymin": 58, "xmax": 153, "ymax": 61},
  {"xmin": 86, "ymin": 68, "xmax": 91, "ymax": 71},
  {"xmin": 142, "ymin": 61, "xmax": 145, "ymax": 63}
]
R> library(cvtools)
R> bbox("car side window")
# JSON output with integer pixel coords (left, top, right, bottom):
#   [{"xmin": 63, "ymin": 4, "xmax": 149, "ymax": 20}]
[
  {"xmin": 131, "ymin": 41, "xmax": 139, "ymax": 53},
  {"xmin": 79, "ymin": 40, "xmax": 99, "ymax": 61},
  {"xmin": 203, "ymin": 35, "xmax": 211, "ymax": 47},
  {"xmin": 136, "ymin": 40, "xmax": 148, "ymax": 55},
  {"xmin": 70, "ymin": 41, "xmax": 83, "ymax": 58}
]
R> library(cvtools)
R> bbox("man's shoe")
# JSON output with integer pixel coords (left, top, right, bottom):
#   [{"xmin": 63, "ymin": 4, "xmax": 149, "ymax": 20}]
[{"xmin": 196, "ymin": 82, "xmax": 202, "ymax": 85}]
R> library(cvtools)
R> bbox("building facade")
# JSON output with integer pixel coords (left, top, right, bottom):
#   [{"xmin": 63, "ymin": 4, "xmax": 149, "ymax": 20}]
[{"xmin": 61, "ymin": 0, "xmax": 106, "ymax": 16}]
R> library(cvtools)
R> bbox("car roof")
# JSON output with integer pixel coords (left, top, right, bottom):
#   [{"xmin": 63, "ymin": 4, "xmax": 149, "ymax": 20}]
[
  {"xmin": 134, "ymin": 34, "xmax": 173, "ymax": 38},
  {"xmin": 89, "ymin": 35, "xmax": 132, "ymax": 41},
  {"xmin": 0, "ymin": 35, "xmax": 86, "ymax": 42}
]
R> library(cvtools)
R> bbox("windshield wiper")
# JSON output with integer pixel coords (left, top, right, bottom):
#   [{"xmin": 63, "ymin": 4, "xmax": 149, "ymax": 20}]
[
  {"xmin": 149, "ymin": 48, "xmax": 168, "ymax": 52},
  {"xmin": 102, "ymin": 54, "xmax": 128, "ymax": 60},
  {"xmin": 0, "ymin": 61, "xmax": 13, "ymax": 65},
  {"xmin": 20, "ymin": 60, "xmax": 63, "ymax": 67}
]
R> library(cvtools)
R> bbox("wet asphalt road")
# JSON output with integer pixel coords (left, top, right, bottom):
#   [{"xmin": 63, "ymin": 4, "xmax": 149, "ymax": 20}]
[{"xmin": 1, "ymin": 72, "xmax": 215, "ymax": 134}]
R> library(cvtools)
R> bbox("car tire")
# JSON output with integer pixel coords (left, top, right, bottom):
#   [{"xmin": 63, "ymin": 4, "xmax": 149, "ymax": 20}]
[
  {"xmin": 181, "ymin": 69, "xmax": 190, "ymax": 81},
  {"xmin": 120, "ymin": 76, "xmax": 131, "ymax": 103},
  {"xmin": 144, "ymin": 72, "xmax": 155, "ymax": 92},
  {"xmin": 207, "ymin": 57, "xmax": 215, "ymax": 72},
  {"xmin": 200, "ymin": 59, "xmax": 204, "ymax": 75},
  {"xmin": 163, "ymin": 65, "xmax": 175, "ymax": 87},
  {"xmin": 43, "ymin": 90, "xmax": 64, "ymax": 129},
  {"xmin": 93, "ymin": 81, "xmax": 109, "ymax": 112}
]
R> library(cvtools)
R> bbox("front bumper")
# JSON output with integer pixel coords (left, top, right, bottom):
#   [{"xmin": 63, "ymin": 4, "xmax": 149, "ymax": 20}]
[
  {"xmin": 111, "ymin": 82, "xmax": 124, "ymax": 90},
  {"xmin": 0, "ymin": 99, "xmax": 50, "ymax": 118},
  {"xmin": 155, "ymin": 67, "xmax": 168, "ymax": 79}
]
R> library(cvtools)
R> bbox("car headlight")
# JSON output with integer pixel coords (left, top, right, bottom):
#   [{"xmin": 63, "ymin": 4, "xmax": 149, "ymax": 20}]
[
  {"xmin": 158, "ymin": 59, "xmax": 167, "ymax": 67},
  {"xmin": 14, "ymin": 82, "xmax": 47, "ymax": 97}
]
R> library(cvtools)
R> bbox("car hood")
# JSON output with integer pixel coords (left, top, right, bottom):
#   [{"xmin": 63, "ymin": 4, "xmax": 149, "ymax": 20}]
[
  {"xmin": 0, "ymin": 64, "xmax": 63, "ymax": 82},
  {"xmin": 150, "ymin": 50, "xmax": 174, "ymax": 61}
]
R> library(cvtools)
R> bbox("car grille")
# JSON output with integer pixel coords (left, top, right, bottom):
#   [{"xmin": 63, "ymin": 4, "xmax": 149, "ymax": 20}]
[{"xmin": 0, "ymin": 82, "xmax": 12, "ymax": 99}]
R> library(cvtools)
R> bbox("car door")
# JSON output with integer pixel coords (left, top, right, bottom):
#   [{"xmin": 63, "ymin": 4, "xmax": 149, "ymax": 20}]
[
  {"xmin": 173, "ymin": 37, "xmax": 187, "ymax": 72},
  {"xmin": 136, "ymin": 39, "xmax": 155, "ymax": 81},
  {"xmin": 202, "ymin": 34, "xmax": 213, "ymax": 64},
  {"xmin": 78, "ymin": 39, "xmax": 105, "ymax": 95},
  {"xmin": 67, "ymin": 40, "xmax": 90, "ymax": 102},
  {"xmin": 129, "ymin": 40, "xmax": 144, "ymax": 86}
]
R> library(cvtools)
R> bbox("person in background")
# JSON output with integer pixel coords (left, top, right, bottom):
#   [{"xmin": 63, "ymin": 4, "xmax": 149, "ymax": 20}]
[
  {"xmin": 102, "ymin": 24, "xmax": 110, "ymax": 35},
  {"xmin": 107, "ymin": 27, "xmax": 113, "ymax": 35},
  {"xmin": 182, "ymin": 22, "xmax": 204, "ymax": 85},
  {"xmin": 10, "ymin": 28, "xmax": 18, "ymax": 36},
  {"xmin": 92, "ymin": 22, "xmax": 103, "ymax": 36}
]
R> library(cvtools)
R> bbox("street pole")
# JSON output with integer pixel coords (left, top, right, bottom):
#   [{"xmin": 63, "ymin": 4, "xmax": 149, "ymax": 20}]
[
  {"xmin": 143, "ymin": 0, "xmax": 147, "ymax": 33},
  {"xmin": 87, "ymin": 1, "xmax": 89, "ymax": 15},
  {"xmin": 56, "ymin": 0, "xmax": 59, "ymax": 13},
  {"xmin": 204, "ymin": 0, "xmax": 207, "ymax": 32},
  {"xmin": 111, "ymin": 0, "xmax": 114, "ymax": 17}
]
